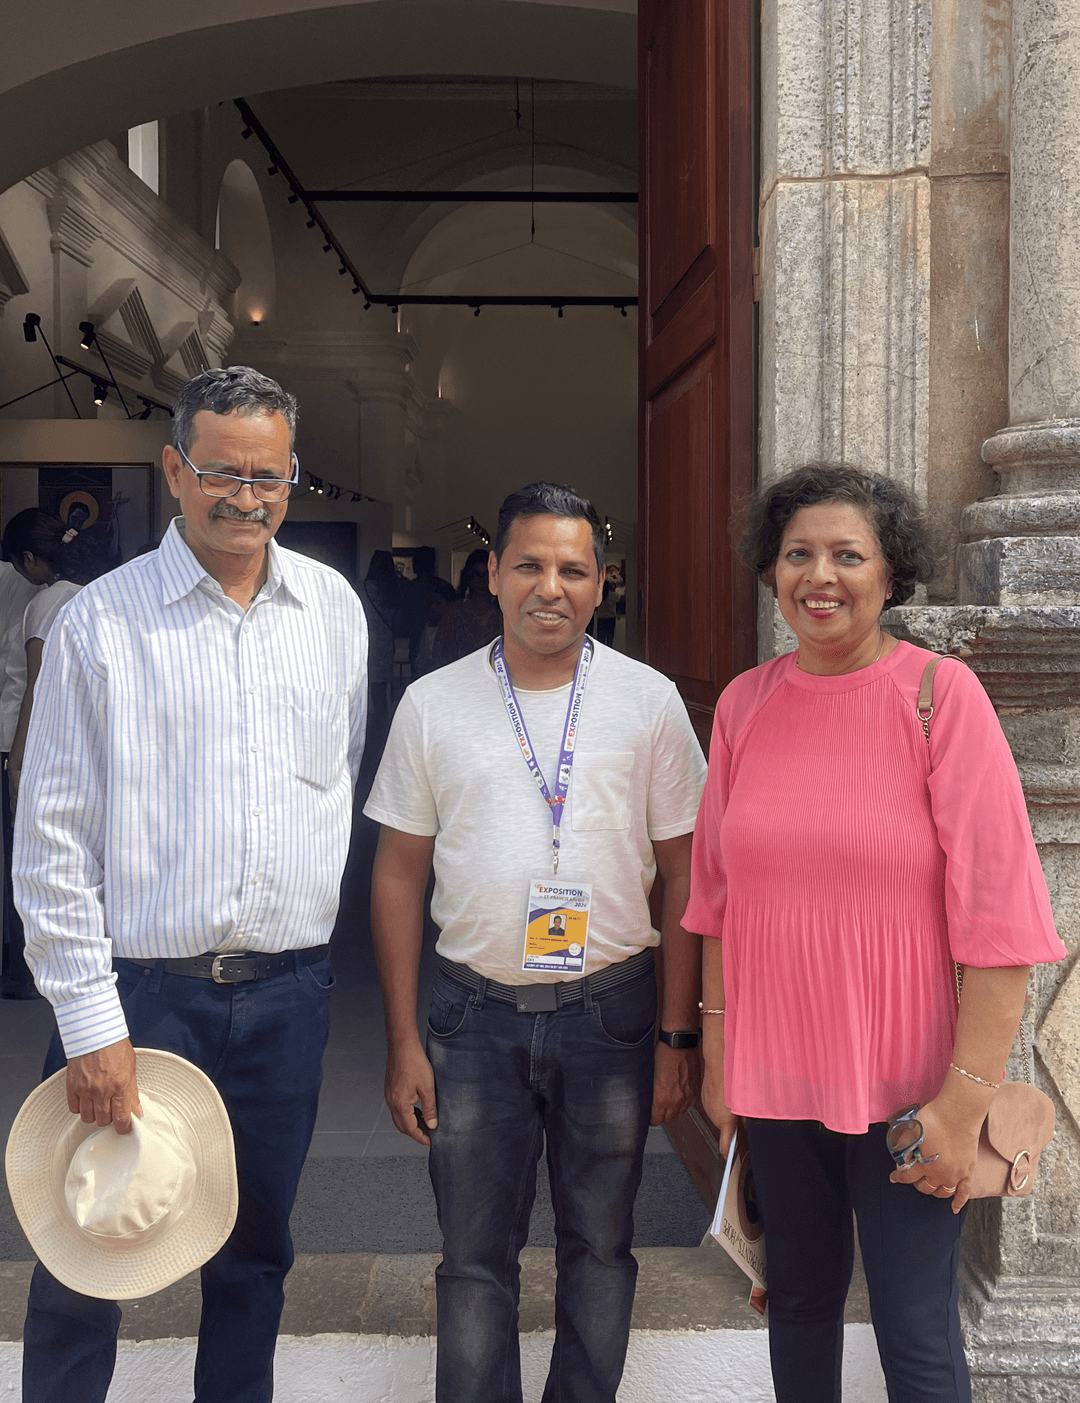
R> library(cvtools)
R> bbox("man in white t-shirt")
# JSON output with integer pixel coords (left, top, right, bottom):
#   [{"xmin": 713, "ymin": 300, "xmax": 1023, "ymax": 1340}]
[{"xmin": 365, "ymin": 482, "xmax": 707, "ymax": 1403}]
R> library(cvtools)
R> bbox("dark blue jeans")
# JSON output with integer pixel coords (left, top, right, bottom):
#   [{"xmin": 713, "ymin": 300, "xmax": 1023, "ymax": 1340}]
[
  {"xmin": 426, "ymin": 961, "xmax": 657, "ymax": 1403},
  {"xmin": 745, "ymin": 1117, "xmax": 971, "ymax": 1403},
  {"xmin": 22, "ymin": 952, "xmax": 333, "ymax": 1403}
]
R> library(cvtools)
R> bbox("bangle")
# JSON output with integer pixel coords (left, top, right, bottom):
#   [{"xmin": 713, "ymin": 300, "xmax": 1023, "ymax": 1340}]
[
  {"xmin": 698, "ymin": 1002, "xmax": 725, "ymax": 1016},
  {"xmin": 950, "ymin": 1063, "xmax": 999, "ymax": 1090}
]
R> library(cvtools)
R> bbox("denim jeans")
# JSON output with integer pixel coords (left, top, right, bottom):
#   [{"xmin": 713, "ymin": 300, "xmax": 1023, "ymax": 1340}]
[
  {"xmin": 22, "ymin": 951, "xmax": 333, "ymax": 1403},
  {"xmin": 745, "ymin": 1117, "xmax": 971, "ymax": 1403},
  {"xmin": 426, "ymin": 959, "xmax": 657, "ymax": 1403}
]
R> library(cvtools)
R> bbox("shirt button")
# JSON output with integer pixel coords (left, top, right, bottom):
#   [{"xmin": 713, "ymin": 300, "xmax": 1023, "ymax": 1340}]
[
  {"xmin": 248, "ymin": 686, "xmax": 256, "ymax": 695},
  {"xmin": 252, "ymin": 807, "xmax": 261, "ymax": 817},
  {"xmin": 243, "ymin": 624, "xmax": 252, "ymax": 634},
  {"xmin": 250, "ymin": 745, "xmax": 258, "ymax": 753}
]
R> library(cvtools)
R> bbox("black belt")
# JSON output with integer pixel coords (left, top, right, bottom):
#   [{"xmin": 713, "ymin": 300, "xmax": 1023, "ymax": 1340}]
[
  {"xmin": 436, "ymin": 947, "xmax": 654, "ymax": 1012},
  {"xmin": 118, "ymin": 945, "xmax": 330, "ymax": 984}
]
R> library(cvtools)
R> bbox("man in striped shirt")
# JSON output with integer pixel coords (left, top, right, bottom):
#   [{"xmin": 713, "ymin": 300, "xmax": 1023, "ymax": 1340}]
[{"xmin": 14, "ymin": 366, "xmax": 367, "ymax": 1403}]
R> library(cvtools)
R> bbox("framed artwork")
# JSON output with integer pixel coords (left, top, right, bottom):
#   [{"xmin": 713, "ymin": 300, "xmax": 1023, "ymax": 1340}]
[{"xmin": 0, "ymin": 464, "xmax": 157, "ymax": 562}]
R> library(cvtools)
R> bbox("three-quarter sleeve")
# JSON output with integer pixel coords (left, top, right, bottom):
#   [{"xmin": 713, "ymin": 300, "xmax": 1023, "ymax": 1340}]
[
  {"xmin": 927, "ymin": 661, "xmax": 1065, "ymax": 968},
  {"xmin": 681, "ymin": 705, "xmax": 732, "ymax": 939}
]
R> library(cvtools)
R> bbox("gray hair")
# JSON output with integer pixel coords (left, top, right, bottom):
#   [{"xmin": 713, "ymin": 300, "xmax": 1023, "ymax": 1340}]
[{"xmin": 171, "ymin": 366, "xmax": 298, "ymax": 455}]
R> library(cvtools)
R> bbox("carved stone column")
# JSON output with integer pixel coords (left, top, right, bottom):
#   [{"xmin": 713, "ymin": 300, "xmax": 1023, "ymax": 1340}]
[{"xmin": 886, "ymin": 0, "xmax": 1080, "ymax": 1392}]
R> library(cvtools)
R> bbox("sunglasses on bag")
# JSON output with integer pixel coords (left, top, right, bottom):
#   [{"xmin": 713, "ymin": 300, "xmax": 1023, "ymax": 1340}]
[{"xmin": 885, "ymin": 1105, "xmax": 940, "ymax": 1169}]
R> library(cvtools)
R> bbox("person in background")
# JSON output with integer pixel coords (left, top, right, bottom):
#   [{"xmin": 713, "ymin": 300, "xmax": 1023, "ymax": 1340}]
[
  {"xmin": 360, "ymin": 550, "xmax": 400, "ymax": 752},
  {"xmin": 683, "ymin": 463, "xmax": 1066, "ymax": 1403},
  {"xmin": 594, "ymin": 562, "xmax": 623, "ymax": 648},
  {"xmin": 431, "ymin": 547, "xmax": 503, "ymax": 669},
  {"xmin": 400, "ymin": 545, "xmax": 451, "ymax": 671},
  {"xmin": 0, "ymin": 511, "xmax": 51, "ymax": 998},
  {"xmin": 8, "ymin": 522, "xmax": 116, "ymax": 804}
]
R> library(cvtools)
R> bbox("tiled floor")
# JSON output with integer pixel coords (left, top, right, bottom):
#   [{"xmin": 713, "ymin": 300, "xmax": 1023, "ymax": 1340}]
[{"xmin": 0, "ymin": 810, "xmax": 673, "ymax": 1161}]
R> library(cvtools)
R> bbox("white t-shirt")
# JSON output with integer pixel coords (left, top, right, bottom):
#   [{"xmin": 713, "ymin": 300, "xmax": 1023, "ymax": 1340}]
[
  {"xmin": 364, "ymin": 641, "xmax": 707, "ymax": 984},
  {"xmin": 23, "ymin": 579, "xmax": 82, "ymax": 646}
]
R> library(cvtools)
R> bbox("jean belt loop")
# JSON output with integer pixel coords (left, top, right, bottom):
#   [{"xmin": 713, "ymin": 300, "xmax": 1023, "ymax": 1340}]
[
  {"xmin": 294, "ymin": 949, "xmax": 304, "ymax": 981},
  {"xmin": 581, "ymin": 973, "xmax": 595, "ymax": 1012},
  {"xmin": 147, "ymin": 960, "xmax": 165, "ymax": 996},
  {"xmin": 472, "ymin": 974, "xmax": 487, "ymax": 1010}
]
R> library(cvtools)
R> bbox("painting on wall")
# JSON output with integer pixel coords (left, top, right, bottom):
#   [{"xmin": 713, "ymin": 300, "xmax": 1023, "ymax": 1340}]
[{"xmin": 0, "ymin": 465, "xmax": 157, "ymax": 562}]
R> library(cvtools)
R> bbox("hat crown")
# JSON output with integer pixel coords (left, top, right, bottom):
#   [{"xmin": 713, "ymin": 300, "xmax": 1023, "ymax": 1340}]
[{"xmin": 64, "ymin": 1096, "xmax": 197, "ymax": 1245}]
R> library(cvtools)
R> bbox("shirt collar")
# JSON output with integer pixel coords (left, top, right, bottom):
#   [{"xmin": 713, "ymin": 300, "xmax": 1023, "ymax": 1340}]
[{"xmin": 158, "ymin": 518, "xmax": 308, "ymax": 609}]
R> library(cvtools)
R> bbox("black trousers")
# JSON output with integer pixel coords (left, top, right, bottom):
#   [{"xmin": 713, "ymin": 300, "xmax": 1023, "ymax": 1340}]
[{"xmin": 745, "ymin": 1117, "xmax": 970, "ymax": 1403}]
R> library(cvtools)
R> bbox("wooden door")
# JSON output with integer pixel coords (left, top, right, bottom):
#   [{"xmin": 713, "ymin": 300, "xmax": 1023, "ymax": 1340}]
[{"xmin": 639, "ymin": 0, "xmax": 756, "ymax": 1204}]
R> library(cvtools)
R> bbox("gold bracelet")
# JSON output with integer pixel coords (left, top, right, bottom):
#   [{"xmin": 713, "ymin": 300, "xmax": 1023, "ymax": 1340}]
[
  {"xmin": 698, "ymin": 1002, "xmax": 725, "ymax": 1016},
  {"xmin": 950, "ymin": 1062, "xmax": 998, "ymax": 1090}
]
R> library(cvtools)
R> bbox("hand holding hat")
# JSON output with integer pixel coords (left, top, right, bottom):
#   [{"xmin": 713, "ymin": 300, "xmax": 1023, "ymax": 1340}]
[
  {"xmin": 6, "ymin": 1049, "xmax": 238, "ymax": 1299},
  {"xmin": 65, "ymin": 1038, "xmax": 141, "ymax": 1134}
]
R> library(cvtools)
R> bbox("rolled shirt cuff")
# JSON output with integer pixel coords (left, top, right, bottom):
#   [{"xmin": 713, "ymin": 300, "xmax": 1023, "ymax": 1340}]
[{"xmin": 52, "ymin": 987, "xmax": 130, "ymax": 1060}]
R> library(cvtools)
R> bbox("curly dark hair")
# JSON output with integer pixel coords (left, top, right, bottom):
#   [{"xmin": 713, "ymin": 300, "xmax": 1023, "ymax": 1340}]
[{"xmin": 735, "ymin": 463, "xmax": 934, "ymax": 606}]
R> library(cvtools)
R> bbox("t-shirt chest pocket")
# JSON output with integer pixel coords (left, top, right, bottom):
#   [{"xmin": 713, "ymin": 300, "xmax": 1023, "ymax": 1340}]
[{"xmin": 570, "ymin": 753, "xmax": 635, "ymax": 831}]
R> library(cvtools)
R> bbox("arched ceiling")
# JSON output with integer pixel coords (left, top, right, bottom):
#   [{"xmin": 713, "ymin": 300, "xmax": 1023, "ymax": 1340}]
[{"xmin": 0, "ymin": 0, "xmax": 635, "ymax": 196}]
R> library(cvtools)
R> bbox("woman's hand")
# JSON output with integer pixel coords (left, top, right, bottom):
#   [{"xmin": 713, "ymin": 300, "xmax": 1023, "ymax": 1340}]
[
  {"xmin": 889, "ymin": 1094, "xmax": 984, "ymax": 1213},
  {"xmin": 701, "ymin": 1064, "xmax": 739, "ymax": 1158}
]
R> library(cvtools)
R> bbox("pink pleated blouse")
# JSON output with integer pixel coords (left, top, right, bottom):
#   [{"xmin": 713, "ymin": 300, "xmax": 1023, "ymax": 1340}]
[{"xmin": 682, "ymin": 641, "xmax": 1065, "ymax": 1134}]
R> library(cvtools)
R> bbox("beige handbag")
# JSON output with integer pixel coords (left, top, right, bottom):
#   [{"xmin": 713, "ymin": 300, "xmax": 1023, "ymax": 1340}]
[{"xmin": 918, "ymin": 657, "xmax": 1056, "ymax": 1198}]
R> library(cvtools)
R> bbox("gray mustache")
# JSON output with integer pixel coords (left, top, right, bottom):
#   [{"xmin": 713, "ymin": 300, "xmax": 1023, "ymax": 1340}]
[{"xmin": 209, "ymin": 501, "xmax": 272, "ymax": 526}]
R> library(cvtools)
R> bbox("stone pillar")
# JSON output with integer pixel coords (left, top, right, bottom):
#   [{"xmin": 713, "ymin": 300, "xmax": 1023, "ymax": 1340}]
[{"xmin": 887, "ymin": 1, "xmax": 1080, "ymax": 1393}]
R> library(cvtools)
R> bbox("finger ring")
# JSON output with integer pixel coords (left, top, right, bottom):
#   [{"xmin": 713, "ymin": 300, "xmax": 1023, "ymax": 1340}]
[{"xmin": 939, "ymin": 1185, "xmax": 957, "ymax": 1194}]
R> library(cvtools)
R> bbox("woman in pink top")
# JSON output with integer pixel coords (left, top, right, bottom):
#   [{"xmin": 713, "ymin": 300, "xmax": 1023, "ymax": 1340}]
[{"xmin": 683, "ymin": 465, "xmax": 1065, "ymax": 1403}]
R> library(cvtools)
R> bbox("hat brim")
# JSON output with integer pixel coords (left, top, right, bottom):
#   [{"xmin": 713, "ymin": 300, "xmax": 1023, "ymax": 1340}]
[{"xmin": 6, "ymin": 1048, "xmax": 238, "ymax": 1300}]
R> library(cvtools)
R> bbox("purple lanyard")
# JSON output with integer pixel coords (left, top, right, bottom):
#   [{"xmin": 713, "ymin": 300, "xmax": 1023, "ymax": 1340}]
[{"xmin": 492, "ymin": 636, "xmax": 593, "ymax": 875}]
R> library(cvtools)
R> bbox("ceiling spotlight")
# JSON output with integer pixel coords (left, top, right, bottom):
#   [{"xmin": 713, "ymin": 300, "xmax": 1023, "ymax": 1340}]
[
  {"xmin": 267, "ymin": 165, "xmax": 278, "ymax": 177},
  {"xmin": 351, "ymin": 285, "xmax": 360, "ymax": 296},
  {"xmin": 92, "ymin": 380, "xmax": 108, "ymax": 407},
  {"xmin": 306, "ymin": 218, "xmax": 316, "ymax": 229},
  {"xmin": 316, "ymin": 482, "xmax": 324, "ymax": 494},
  {"xmin": 240, "ymin": 127, "xmax": 253, "ymax": 140},
  {"xmin": 363, "ymin": 301, "xmax": 371, "ymax": 311},
  {"xmin": 79, "ymin": 321, "xmax": 97, "ymax": 350},
  {"xmin": 308, "ymin": 478, "xmax": 316, "ymax": 492},
  {"xmin": 338, "ymin": 265, "xmax": 347, "ymax": 276},
  {"xmin": 22, "ymin": 313, "xmax": 40, "ymax": 344},
  {"xmin": 473, "ymin": 306, "xmax": 481, "ymax": 318},
  {"xmin": 287, "ymin": 193, "xmax": 299, "ymax": 204},
  {"xmin": 350, "ymin": 492, "xmax": 361, "ymax": 502},
  {"xmin": 322, "ymin": 243, "xmax": 332, "ymax": 254},
  {"xmin": 556, "ymin": 306, "xmax": 564, "ymax": 319},
  {"xmin": 620, "ymin": 306, "xmax": 628, "ymax": 317},
  {"xmin": 390, "ymin": 304, "xmax": 399, "ymax": 315}
]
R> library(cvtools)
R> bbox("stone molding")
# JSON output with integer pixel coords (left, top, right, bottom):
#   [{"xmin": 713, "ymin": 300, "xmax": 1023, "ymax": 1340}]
[
  {"xmin": 761, "ymin": 0, "xmax": 931, "ymax": 188},
  {"xmin": 759, "ymin": 175, "xmax": 929, "ymax": 497},
  {"xmin": 0, "ymin": 228, "xmax": 28, "ymax": 317},
  {"xmin": 27, "ymin": 146, "xmax": 239, "ymax": 312},
  {"xmin": 44, "ymin": 181, "xmax": 96, "ymax": 266}
]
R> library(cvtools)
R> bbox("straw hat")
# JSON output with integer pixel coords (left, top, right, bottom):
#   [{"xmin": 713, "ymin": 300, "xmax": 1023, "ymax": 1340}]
[{"xmin": 5, "ymin": 1048, "xmax": 238, "ymax": 1300}]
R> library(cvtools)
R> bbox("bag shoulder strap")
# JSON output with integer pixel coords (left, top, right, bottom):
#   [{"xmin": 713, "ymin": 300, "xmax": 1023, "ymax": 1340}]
[{"xmin": 918, "ymin": 654, "xmax": 1034, "ymax": 1082}]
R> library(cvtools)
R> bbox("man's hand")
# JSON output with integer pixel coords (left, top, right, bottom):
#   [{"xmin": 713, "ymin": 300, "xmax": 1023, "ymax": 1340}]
[
  {"xmin": 66, "ymin": 1038, "xmax": 141, "ymax": 1134},
  {"xmin": 650, "ymin": 1041, "xmax": 698, "ymax": 1125},
  {"xmin": 385, "ymin": 1040, "xmax": 438, "ymax": 1147}
]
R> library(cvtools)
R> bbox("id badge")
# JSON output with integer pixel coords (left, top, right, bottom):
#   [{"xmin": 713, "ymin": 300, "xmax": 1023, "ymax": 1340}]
[{"xmin": 522, "ymin": 876, "xmax": 592, "ymax": 975}]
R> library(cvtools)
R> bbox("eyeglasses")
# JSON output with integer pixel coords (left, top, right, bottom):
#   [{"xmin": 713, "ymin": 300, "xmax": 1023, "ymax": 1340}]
[
  {"xmin": 176, "ymin": 443, "xmax": 299, "ymax": 503},
  {"xmin": 885, "ymin": 1104, "xmax": 940, "ymax": 1169}
]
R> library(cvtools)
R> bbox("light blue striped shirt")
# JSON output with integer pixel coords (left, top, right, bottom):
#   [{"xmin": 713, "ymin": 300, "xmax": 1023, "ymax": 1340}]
[{"xmin": 14, "ymin": 517, "xmax": 367, "ymax": 1057}]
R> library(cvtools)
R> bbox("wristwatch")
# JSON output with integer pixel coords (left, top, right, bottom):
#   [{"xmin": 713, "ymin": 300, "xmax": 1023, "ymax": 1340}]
[{"xmin": 657, "ymin": 1029, "xmax": 701, "ymax": 1050}]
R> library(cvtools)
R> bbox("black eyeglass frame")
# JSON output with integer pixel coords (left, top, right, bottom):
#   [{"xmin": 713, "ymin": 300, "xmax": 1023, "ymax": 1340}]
[{"xmin": 175, "ymin": 442, "xmax": 300, "ymax": 502}]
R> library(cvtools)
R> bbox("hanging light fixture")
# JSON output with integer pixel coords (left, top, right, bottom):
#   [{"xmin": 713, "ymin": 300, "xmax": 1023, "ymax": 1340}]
[
  {"xmin": 79, "ymin": 321, "xmax": 96, "ymax": 351},
  {"xmin": 92, "ymin": 380, "xmax": 108, "ymax": 407}
]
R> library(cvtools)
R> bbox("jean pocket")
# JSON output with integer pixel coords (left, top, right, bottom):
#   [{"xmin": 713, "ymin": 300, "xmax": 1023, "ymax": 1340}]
[
  {"xmin": 302, "ymin": 959, "xmax": 336, "ymax": 992},
  {"xmin": 427, "ymin": 980, "xmax": 471, "ymax": 1039},
  {"xmin": 593, "ymin": 977, "xmax": 657, "ymax": 1047}
]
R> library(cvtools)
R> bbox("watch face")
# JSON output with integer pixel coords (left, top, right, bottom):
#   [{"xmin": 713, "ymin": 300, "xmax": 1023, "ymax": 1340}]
[{"xmin": 664, "ymin": 1031, "xmax": 700, "ymax": 1049}]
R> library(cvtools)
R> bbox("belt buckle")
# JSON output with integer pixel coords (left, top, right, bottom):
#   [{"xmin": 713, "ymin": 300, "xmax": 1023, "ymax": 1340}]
[
  {"xmin": 211, "ymin": 954, "xmax": 254, "ymax": 984},
  {"xmin": 515, "ymin": 984, "xmax": 559, "ymax": 1012}
]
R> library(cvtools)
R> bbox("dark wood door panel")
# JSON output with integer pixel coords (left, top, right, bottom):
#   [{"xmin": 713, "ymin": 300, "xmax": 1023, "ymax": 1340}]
[
  {"xmin": 643, "ymin": 271, "xmax": 719, "ymax": 401},
  {"xmin": 642, "ymin": 0, "xmax": 714, "ymax": 321},
  {"xmin": 643, "ymin": 354, "xmax": 714, "ymax": 684}
]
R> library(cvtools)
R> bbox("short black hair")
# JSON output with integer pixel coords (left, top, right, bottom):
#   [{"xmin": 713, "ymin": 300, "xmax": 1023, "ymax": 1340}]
[
  {"xmin": 2, "ymin": 509, "xmax": 66, "ymax": 572},
  {"xmin": 61, "ymin": 525, "xmax": 115, "ymax": 585},
  {"xmin": 735, "ymin": 463, "xmax": 934, "ymax": 606},
  {"xmin": 495, "ymin": 482, "xmax": 604, "ymax": 576},
  {"xmin": 172, "ymin": 366, "xmax": 298, "ymax": 455}
]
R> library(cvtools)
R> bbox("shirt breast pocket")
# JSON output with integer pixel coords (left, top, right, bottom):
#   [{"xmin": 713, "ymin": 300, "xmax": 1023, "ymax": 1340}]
[
  {"xmin": 570, "ymin": 753, "xmax": 635, "ymax": 832},
  {"xmin": 282, "ymin": 685, "xmax": 348, "ymax": 791}
]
